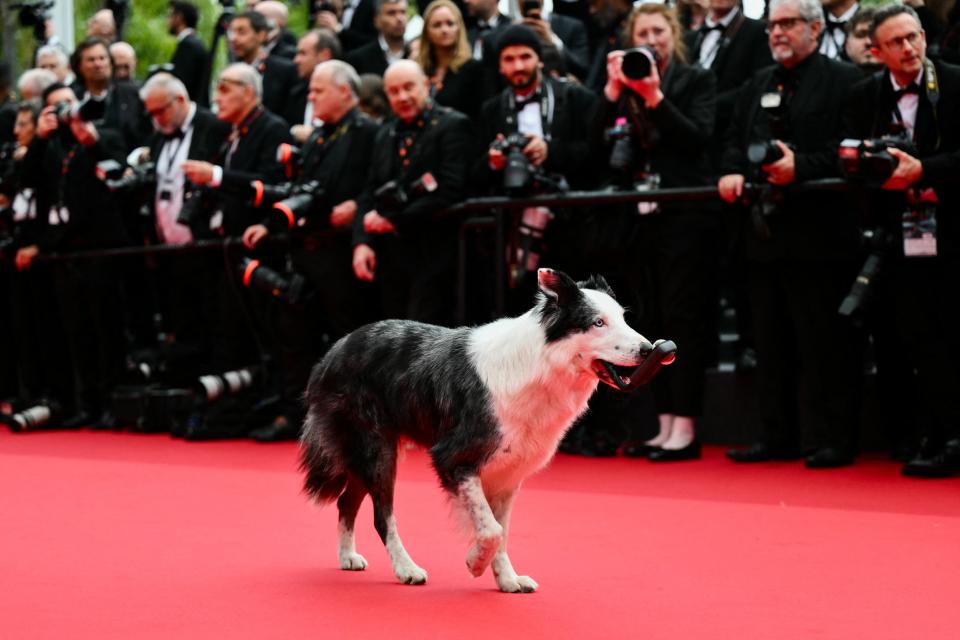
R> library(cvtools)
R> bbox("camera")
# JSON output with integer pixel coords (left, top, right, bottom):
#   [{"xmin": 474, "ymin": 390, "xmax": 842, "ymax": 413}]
[
  {"xmin": 838, "ymin": 227, "xmax": 893, "ymax": 321},
  {"xmin": 177, "ymin": 187, "xmax": 208, "ymax": 226},
  {"xmin": 96, "ymin": 159, "xmax": 157, "ymax": 192},
  {"xmin": 272, "ymin": 180, "xmax": 324, "ymax": 227},
  {"xmin": 492, "ymin": 132, "xmax": 536, "ymax": 193},
  {"xmin": 605, "ymin": 117, "xmax": 633, "ymax": 172},
  {"xmin": 520, "ymin": 0, "xmax": 542, "ymax": 18},
  {"xmin": 1, "ymin": 398, "xmax": 62, "ymax": 432},
  {"xmin": 373, "ymin": 173, "xmax": 438, "ymax": 215},
  {"xmin": 52, "ymin": 97, "xmax": 107, "ymax": 125},
  {"xmin": 11, "ymin": 1, "xmax": 53, "ymax": 41},
  {"xmin": 276, "ymin": 143, "xmax": 302, "ymax": 179},
  {"xmin": 747, "ymin": 140, "xmax": 787, "ymax": 165},
  {"xmin": 622, "ymin": 46, "xmax": 659, "ymax": 81},
  {"xmin": 838, "ymin": 135, "xmax": 916, "ymax": 185},
  {"xmin": 238, "ymin": 257, "xmax": 305, "ymax": 304}
]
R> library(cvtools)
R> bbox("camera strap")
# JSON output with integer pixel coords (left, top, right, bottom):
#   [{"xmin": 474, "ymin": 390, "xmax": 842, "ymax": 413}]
[{"xmin": 504, "ymin": 79, "xmax": 555, "ymax": 141}]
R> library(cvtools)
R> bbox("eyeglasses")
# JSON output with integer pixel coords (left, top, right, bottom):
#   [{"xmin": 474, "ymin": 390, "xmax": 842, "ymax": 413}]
[
  {"xmin": 879, "ymin": 30, "xmax": 922, "ymax": 51},
  {"xmin": 146, "ymin": 99, "xmax": 175, "ymax": 118},
  {"xmin": 766, "ymin": 16, "xmax": 807, "ymax": 33}
]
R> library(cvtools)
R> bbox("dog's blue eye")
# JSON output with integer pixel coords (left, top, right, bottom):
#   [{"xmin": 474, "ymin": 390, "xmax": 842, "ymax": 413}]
[{"xmin": 594, "ymin": 318, "xmax": 605, "ymax": 327}]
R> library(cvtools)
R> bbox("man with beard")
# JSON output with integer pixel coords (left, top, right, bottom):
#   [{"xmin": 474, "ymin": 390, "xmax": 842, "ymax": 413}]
[
  {"xmin": 345, "ymin": 0, "xmax": 409, "ymax": 77},
  {"xmin": 352, "ymin": 60, "xmax": 475, "ymax": 324},
  {"xmin": 168, "ymin": 1, "xmax": 209, "ymax": 105},
  {"xmin": 227, "ymin": 11, "xmax": 299, "ymax": 122},
  {"xmin": 718, "ymin": 0, "xmax": 863, "ymax": 468}
]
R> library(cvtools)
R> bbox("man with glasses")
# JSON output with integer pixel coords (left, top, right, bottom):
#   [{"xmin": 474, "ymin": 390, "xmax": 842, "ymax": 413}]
[
  {"xmin": 843, "ymin": 4, "xmax": 960, "ymax": 477},
  {"xmin": 718, "ymin": 0, "xmax": 863, "ymax": 468}
]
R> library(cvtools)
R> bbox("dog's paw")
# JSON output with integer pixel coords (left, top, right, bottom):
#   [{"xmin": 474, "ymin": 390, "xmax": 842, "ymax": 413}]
[
  {"xmin": 394, "ymin": 561, "xmax": 428, "ymax": 585},
  {"xmin": 339, "ymin": 552, "xmax": 368, "ymax": 571},
  {"xmin": 465, "ymin": 533, "xmax": 502, "ymax": 577},
  {"xmin": 497, "ymin": 574, "xmax": 539, "ymax": 594}
]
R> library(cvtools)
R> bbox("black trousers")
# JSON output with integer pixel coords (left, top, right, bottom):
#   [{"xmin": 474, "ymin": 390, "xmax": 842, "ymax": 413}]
[
  {"xmin": 375, "ymin": 225, "xmax": 457, "ymax": 325},
  {"xmin": 889, "ymin": 256, "xmax": 960, "ymax": 442},
  {"xmin": 747, "ymin": 259, "xmax": 862, "ymax": 452}
]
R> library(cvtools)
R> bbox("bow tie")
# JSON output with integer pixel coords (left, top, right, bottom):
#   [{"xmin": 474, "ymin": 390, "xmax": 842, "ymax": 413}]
[
  {"xmin": 893, "ymin": 83, "xmax": 920, "ymax": 100},
  {"xmin": 826, "ymin": 19, "xmax": 847, "ymax": 34},
  {"xmin": 700, "ymin": 23, "xmax": 724, "ymax": 34},
  {"xmin": 515, "ymin": 92, "xmax": 542, "ymax": 110},
  {"xmin": 163, "ymin": 128, "xmax": 184, "ymax": 141},
  {"xmin": 477, "ymin": 21, "xmax": 492, "ymax": 32}
]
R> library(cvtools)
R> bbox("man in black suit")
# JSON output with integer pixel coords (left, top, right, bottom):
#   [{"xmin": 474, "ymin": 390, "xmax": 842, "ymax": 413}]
[
  {"xmin": 819, "ymin": 0, "xmax": 859, "ymax": 61},
  {"xmin": 465, "ymin": 0, "xmax": 511, "ymax": 64},
  {"xmin": 18, "ymin": 83, "xmax": 130, "ymax": 426},
  {"xmin": 685, "ymin": 0, "xmax": 773, "ymax": 157},
  {"xmin": 718, "ymin": 0, "xmax": 863, "ymax": 468},
  {"xmin": 70, "ymin": 37, "xmax": 152, "ymax": 152},
  {"xmin": 518, "ymin": 0, "xmax": 591, "ymax": 80},
  {"xmin": 286, "ymin": 29, "xmax": 342, "ymax": 133},
  {"xmin": 168, "ymin": 1, "xmax": 209, "ymax": 106},
  {"xmin": 352, "ymin": 60, "xmax": 475, "ymax": 324},
  {"xmin": 254, "ymin": 1, "xmax": 299, "ymax": 59},
  {"xmin": 181, "ymin": 63, "xmax": 291, "ymax": 386},
  {"xmin": 315, "ymin": 0, "xmax": 379, "ymax": 53},
  {"xmin": 242, "ymin": 60, "xmax": 380, "ymax": 440},
  {"xmin": 344, "ymin": 0, "xmax": 409, "ymax": 77},
  {"xmin": 228, "ymin": 11, "xmax": 300, "ymax": 123},
  {"xmin": 843, "ymin": 5, "xmax": 960, "ymax": 476},
  {"xmin": 140, "ymin": 72, "xmax": 229, "ymax": 360}
]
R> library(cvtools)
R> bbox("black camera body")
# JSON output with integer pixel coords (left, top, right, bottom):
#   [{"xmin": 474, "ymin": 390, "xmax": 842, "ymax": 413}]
[
  {"xmin": 747, "ymin": 140, "xmax": 786, "ymax": 166},
  {"xmin": 11, "ymin": 1, "xmax": 53, "ymax": 41},
  {"xmin": 838, "ymin": 135, "xmax": 916, "ymax": 185},
  {"xmin": 53, "ymin": 97, "xmax": 107, "ymax": 125},
  {"xmin": 605, "ymin": 117, "xmax": 634, "ymax": 172},
  {"xmin": 374, "ymin": 173, "xmax": 437, "ymax": 215},
  {"xmin": 492, "ymin": 132, "xmax": 536, "ymax": 193},
  {"xmin": 272, "ymin": 180, "xmax": 325, "ymax": 226},
  {"xmin": 98, "ymin": 160, "xmax": 157, "ymax": 193},
  {"xmin": 622, "ymin": 46, "xmax": 660, "ymax": 81},
  {"xmin": 237, "ymin": 257, "xmax": 305, "ymax": 304}
]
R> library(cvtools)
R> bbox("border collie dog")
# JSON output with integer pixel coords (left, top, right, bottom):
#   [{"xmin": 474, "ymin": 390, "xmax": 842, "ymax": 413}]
[{"xmin": 300, "ymin": 269, "xmax": 655, "ymax": 593}]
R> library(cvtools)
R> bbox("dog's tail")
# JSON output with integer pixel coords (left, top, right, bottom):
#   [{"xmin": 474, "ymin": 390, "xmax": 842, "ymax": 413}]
[{"xmin": 298, "ymin": 409, "xmax": 349, "ymax": 504}]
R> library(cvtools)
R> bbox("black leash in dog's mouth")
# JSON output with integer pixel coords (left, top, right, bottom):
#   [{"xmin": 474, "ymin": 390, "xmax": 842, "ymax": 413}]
[{"xmin": 599, "ymin": 340, "xmax": 677, "ymax": 392}]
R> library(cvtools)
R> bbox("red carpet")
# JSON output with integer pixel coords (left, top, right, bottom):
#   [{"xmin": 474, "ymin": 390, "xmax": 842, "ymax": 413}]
[{"xmin": 1, "ymin": 429, "xmax": 957, "ymax": 640}]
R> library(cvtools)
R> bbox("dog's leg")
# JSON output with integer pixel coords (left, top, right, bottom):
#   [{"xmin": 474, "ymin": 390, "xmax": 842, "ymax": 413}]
[
  {"xmin": 336, "ymin": 477, "xmax": 368, "ymax": 571},
  {"xmin": 488, "ymin": 489, "xmax": 538, "ymax": 593},
  {"xmin": 458, "ymin": 476, "xmax": 504, "ymax": 578},
  {"xmin": 367, "ymin": 443, "xmax": 428, "ymax": 585}
]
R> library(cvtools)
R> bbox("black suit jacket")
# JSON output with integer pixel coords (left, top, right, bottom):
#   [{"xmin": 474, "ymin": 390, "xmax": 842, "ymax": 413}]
[
  {"xmin": 550, "ymin": 13, "xmax": 590, "ymax": 80},
  {"xmin": 431, "ymin": 59, "xmax": 490, "ymax": 121},
  {"xmin": 93, "ymin": 82, "xmax": 153, "ymax": 152},
  {"xmin": 354, "ymin": 105, "xmax": 476, "ymax": 245},
  {"xmin": 283, "ymin": 80, "xmax": 310, "ymax": 128},
  {"xmin": 340, "ymin": 0, "xmax": 378, "ymax": 53},
  {"xmin": 345, "ymin": 40, "xmax": 398, "ymax": 77},
  {"xmin": 476, "ymin": 76, "xmax": 599, "ymax": 189},
  {"xmin": 146, "ymin": 106, "xmax": 228, "ymax": 166},
  {"xmin": 255, "ymin": 55, "xmax": 300, "ymax": 123},
  {"xmin": 205, "ymin": 107, "xmax": 292, "ymax": 237},
  {"xmin": 721, "ymin": 53, "xmax": 863, "ymax": 262},
  {"xmin": 595, "ymin": 61, "xmax": 716, "ymax": 207},
  {"xmin": 171, "ymin": 31, "xmax": 209, "ymax": 106},
  {"xmin": 843, "ymin": 59, "xmax": 960, "ymax": 257},
  {"xmin": 684, "ymin": 14, "xmax": 773, "ymax": 128}
]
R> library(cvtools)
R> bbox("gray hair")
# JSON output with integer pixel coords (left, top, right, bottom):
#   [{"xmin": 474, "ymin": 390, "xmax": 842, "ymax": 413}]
[
  {"xmin": 222, "ymin": 62, "xmax": 263, "ymax": 100},
  {"xmin": 315, "ymin": 60, "xmax": 360, "ymax": 98},
  {"xmin": 17, "ymin": 68, "xmax": 57, "ymax": 100},
  {"xmin": 769, "ymin": 0, "xmax": 824, "ymax": 25},
  {"xmin": 35, "ymin": 44, "xmax": 69, "ymax": 69},
  {"xmin": 139, "ymin": 72, "xmax": 189, "ymax": 102}
]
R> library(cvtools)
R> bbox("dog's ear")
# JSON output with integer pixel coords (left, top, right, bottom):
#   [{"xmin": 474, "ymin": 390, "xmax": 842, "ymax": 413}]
[
  {"xmin": 538, "ymin": 268, "xmax": 580, "ymax": 306},
  {"xmin": 579, "ymin": 274, "xmax": 616, "ymax": 300}
]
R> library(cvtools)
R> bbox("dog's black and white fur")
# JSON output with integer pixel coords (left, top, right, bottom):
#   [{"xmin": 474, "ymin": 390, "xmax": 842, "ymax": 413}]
[{"xmin": 299, "ymin": 269, "xmax": 655, "ymax": 592}]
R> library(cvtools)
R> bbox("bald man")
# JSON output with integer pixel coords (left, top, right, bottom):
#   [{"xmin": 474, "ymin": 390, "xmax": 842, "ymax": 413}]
[
  {"xmin": 109, "ymin": 42, "xmax": 137, "ymax": 84},
  {"xmin": 255, "ymin": 0, "xmax": 298, "ymax": 59},
  {"xmin": 352, "ymin": 60, "xmax": 476, "ymax": 324},
  {"xmin": 86, "ymin": 9, "xmax": 116, "ymax": 42}
]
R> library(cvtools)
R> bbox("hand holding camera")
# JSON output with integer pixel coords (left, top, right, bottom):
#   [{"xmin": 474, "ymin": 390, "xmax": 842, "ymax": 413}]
[
  {"xmin": 605, "ymin": 49, "xmax": 663, "ymax": 109},
  {"xmin": 759, "ymin": 140, "xmax": 795, "ymax": 185},
  {"xmin": 881, "ymin": 148, "xmax": 922, "ymax": 190}
]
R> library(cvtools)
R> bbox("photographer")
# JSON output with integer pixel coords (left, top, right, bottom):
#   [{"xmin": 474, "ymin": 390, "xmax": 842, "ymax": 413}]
[
  {"xmin": 594, "ymin": 3, "xmax": 717, "ymax": 462},
  {"xmin": 843, "ymin": 5, "xmax": 960, "ymax": 477},
  {"xmin": 352, "ymin": 60, "xmax": 475, "ymax": 324},
  {"xmin": 181, "ymin": 63, "xmax": 290, "ymax": 379},
  {"xmin": 241, "ymin": 60, "xmax": 379, "ymax": 441},
  {"xmin": 718, "ymin": 0, "xmax": 863, "ymax": 468},
  {"xmin": 17, "ymin": 83, "xmax": 129, "ymax": 426},
  {"xmin": 139, "ymin": 72, "xmax": 229, "ymax": 365}
]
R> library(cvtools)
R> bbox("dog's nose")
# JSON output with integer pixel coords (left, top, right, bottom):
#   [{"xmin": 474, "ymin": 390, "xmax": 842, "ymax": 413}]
[{"xmin": 639, "ymin": 341, "xmax": 654, "ymax": 358}]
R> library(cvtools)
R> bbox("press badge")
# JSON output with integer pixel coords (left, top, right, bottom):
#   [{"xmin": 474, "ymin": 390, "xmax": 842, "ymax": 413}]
[
  {"xmin": 761, "ymin": 93, "xmax": 783, "ymax": 109},
  {"xmin": 902, "ymin": 188, "xmax": 938, "ymax": 257}
]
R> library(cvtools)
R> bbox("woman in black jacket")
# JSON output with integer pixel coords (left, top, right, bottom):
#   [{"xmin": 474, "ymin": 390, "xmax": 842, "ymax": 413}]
[
  {"xmin": 414, "ymin": 0, "xmax": 489, "ymax": 121},
  {"xmin": 597, "ymin": 2, "xmax": 717, "ymax": 461}
]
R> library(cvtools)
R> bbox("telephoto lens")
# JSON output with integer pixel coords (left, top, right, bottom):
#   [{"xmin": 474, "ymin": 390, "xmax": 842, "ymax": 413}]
[{"xmin": 621, "ymin": 46, "xmax": 658, "ymax": 80}]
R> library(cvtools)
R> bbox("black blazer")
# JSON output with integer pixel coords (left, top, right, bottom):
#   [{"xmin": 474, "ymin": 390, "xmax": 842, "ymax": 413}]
[
  {"xmin": 354, "ymin": 105, "xmax": 476, "ymax": 245},
  {"xmin": 171, "ymin": 31, "xmax": 209, "ymax": 106},
  {"xmin": 263, "ymin": 108, "xmax": 380, "ymax": 233},
  {"xmin": 255, "ymin": 55, "xmax": 300, "ymax": 123},
  {"xmin": 550, "ymin": 13, "xmax": 590, "ymax": 80},
  {"xmin": 843, "ymin": 59, "xmax": 960, "ymax": 256},
  {"xmin": 721, "ymin": 53, "xmax": 863, "ymax": 262},
  {"xmin": 684, "ymin": 14, "xmax": 773, "ymax": 128},
  {"xmin": 345, "ymin": 40, "xmax": 398, "ymax": 77},
  {"xmin": 595, "ymin": 61, "xmax": 716, "ymax": 205},
  {"xmin": 206, "ymin": 107, "xmax": 292, "ymax": 237},
  {"xmin": 340, "ymin": 0, "xmax": 378, "ymax": 53},
  {"xmin": 283, "ymin": 80, "xmax": 310, "ymax": 128},
  {"xmin": 96, "ymin": 82, "xmax": 152, "ymax": 152},
  {"xmin": 476, "ymin": 76, "xmax": 600, "ymax": 189},
  {"xmin": 146, "ymin": 106, "xmax": 229, "ymax": 168},
  {"xmin": 430, "ymin": 59, "xmax": 490, "ymax": 121}
]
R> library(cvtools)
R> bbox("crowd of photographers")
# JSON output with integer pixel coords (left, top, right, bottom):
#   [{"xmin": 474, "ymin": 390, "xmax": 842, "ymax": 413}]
[{"xmin": 0, "ymin": 0, "xmax": 958, "ymax": 478}]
